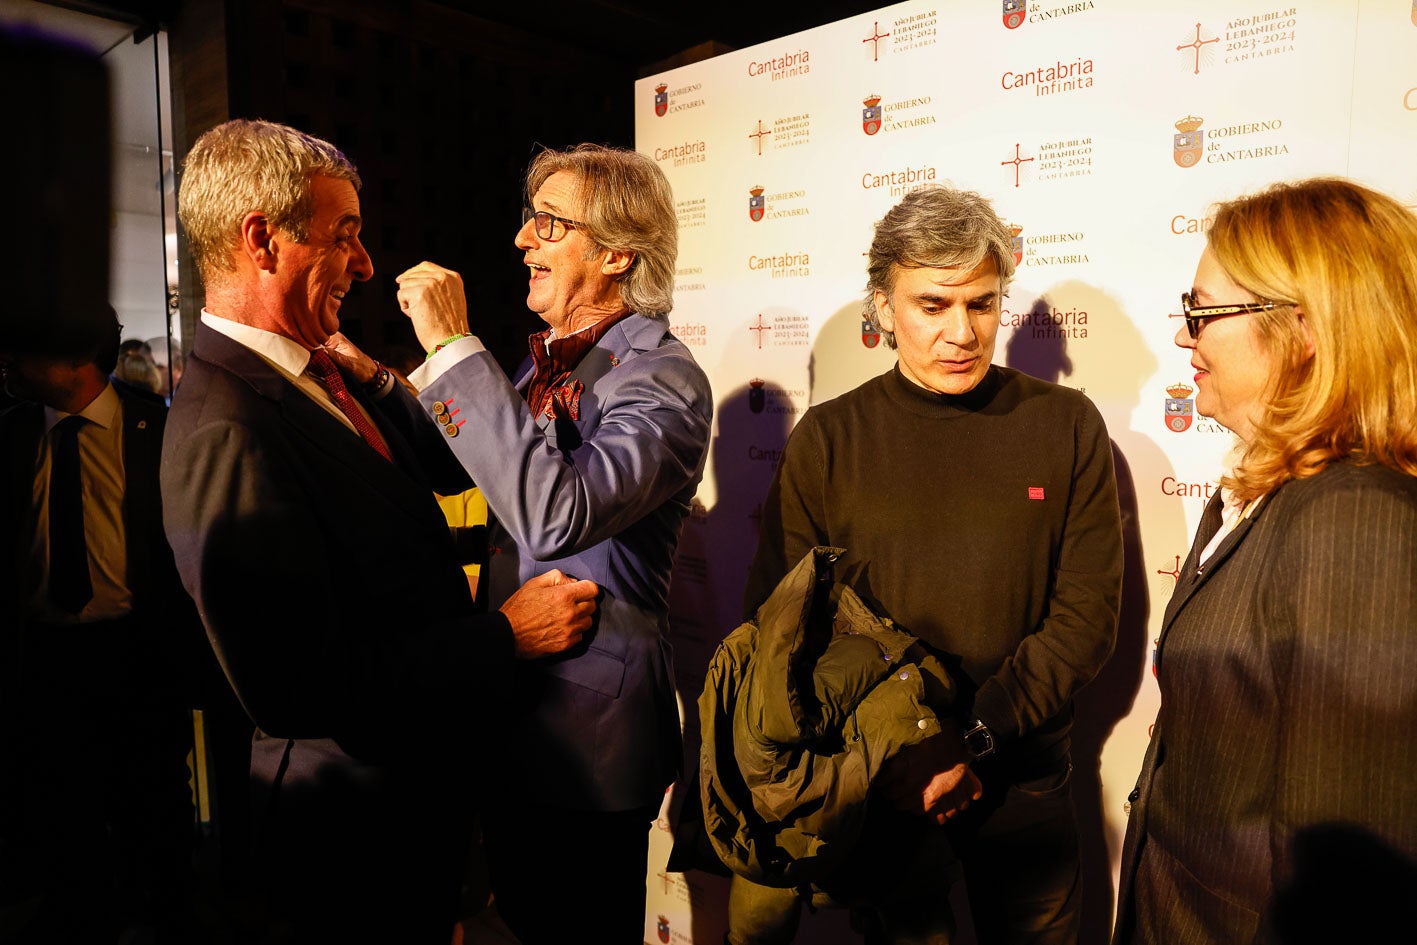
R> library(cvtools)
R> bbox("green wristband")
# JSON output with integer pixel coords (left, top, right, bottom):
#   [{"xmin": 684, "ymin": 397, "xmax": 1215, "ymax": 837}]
[{"xmin": 426, "ymin": 333, "xmax": 471, "ymax": 360}]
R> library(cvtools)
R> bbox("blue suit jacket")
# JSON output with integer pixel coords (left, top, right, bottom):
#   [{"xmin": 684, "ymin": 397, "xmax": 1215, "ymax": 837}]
[{"xmin": 418, "ymin": 313, "xmax": 713, "ymax": 810}]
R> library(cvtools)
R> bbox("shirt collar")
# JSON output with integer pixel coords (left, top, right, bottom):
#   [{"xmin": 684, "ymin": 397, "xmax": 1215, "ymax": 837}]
[
  {"xmin": 202, "ymin": 309, "xmax": 315, "ymax": 378},
  {"xmin": 45, "ymin": 380, "xmax": 119, "ymax": 435}
]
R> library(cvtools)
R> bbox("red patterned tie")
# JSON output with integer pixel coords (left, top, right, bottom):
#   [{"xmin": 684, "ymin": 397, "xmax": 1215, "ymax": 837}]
[{"xmin": 306, "ymin": 348, "xmax": 393, "ymax": 462}]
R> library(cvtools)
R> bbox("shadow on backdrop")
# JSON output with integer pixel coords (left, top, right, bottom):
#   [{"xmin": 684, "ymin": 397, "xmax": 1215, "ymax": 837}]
[
  {"xmin": 1268, "ymin": 822, "xmax": 1417, "ymax": 945},
  {"xmin": 667, "ymin": 378, "xmax": 796, "ymax": 944},
  {"xmin": 1006, "ymin": 282, "xmax": 1179, "ymax": 945}
]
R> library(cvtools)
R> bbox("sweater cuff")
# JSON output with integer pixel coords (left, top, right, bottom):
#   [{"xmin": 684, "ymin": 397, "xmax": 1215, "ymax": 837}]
[{"xmin": 969, "ymin": 679, "xmax": 1016, "ymax": 742}]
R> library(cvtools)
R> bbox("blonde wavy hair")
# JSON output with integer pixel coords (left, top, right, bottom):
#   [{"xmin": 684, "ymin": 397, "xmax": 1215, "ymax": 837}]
[{"xmin": 1213, "ymin": 177, "xmax": 1417, "ymax": 499}]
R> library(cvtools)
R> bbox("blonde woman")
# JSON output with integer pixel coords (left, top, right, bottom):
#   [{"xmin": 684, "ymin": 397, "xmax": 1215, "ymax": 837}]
[{"xmin": 1113, "ymin": 178, "xmax": 1417, "ymax": 944}]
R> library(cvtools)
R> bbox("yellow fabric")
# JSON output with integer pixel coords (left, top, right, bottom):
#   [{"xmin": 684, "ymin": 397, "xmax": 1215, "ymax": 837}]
[{"xmin": 434, "ymin": 487, "xmax": 488, "ymax": 580}]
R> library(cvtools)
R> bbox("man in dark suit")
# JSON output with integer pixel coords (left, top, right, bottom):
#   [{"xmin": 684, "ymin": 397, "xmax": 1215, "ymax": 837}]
[
  {"xmin": 160, "ymin": 119, "xmax": 599, "ymax": 945},
  {"xmin": 390, "ymin": 143, "xmax": 713, "ymax": 944},
  {"xmin": 0, "ymin": 306, "xmax": 200, "ymax": 943}
]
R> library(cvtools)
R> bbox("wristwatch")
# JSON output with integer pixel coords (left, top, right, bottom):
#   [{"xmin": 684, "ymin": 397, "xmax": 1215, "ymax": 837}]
[{"xmin": 962, "ymin": 718, "xmax": 996, "ymax": 759}]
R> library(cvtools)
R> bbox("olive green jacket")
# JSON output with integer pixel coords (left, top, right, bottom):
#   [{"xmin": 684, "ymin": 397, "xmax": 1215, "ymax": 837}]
[{"xmin": 699, "ymin": 546, "xmax": 956, "ymax": 889}]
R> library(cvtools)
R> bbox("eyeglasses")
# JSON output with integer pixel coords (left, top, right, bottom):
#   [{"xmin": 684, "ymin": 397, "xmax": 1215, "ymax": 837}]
[
  {"xmin": 1175, "ymin": 291, "xmax": 1281, "ymax": 339},
  {"xmin": 521, "ymin": 207, "xmax": 582, "ymax": 242}
]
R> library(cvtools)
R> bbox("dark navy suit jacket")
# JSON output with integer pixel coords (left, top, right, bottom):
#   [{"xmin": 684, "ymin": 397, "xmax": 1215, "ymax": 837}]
[{"xmin": 161, "ymin": 321, "xmax": 515, "ymax": 765}]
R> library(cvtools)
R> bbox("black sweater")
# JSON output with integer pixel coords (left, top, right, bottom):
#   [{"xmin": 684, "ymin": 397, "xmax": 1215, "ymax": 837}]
[{"xmin": 744, "ymin": 364, "xmax": 1123, "ymax": 758}]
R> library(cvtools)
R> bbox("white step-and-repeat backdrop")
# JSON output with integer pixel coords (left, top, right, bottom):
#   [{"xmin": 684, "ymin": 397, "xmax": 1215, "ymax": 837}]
[{"xmin": 635, "ymin": 3, "xmax": 1417, "ymax": 942}]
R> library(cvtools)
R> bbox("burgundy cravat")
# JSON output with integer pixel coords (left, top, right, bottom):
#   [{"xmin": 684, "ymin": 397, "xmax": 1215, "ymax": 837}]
[{"xmin": 306, "ymin": 348, "xmax": 393, "ymax": 462}]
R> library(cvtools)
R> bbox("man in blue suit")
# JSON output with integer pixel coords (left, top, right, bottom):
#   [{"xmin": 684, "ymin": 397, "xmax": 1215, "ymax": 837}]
[
  {"xmin": 161, "ymin": 120, "xmax": 599, "ymax": 945},
  {"xmin": 390, "ymin": 143, "xmax": 713, "ymax": 944}
]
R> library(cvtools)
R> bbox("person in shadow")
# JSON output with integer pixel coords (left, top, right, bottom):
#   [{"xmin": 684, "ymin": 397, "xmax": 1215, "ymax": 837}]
[{"xmin": 0, "ymin": 305, "xmax": 204, "ymax": 943}]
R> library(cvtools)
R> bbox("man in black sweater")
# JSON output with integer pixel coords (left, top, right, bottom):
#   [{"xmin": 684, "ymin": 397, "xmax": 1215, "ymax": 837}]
[{"xmin": 738, "ymin": 185, "xmax": 1124, "ymax": 944}]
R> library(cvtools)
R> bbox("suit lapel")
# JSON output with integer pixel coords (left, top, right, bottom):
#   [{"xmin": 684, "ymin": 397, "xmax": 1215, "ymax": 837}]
[
  {"xmin": 116, "ymin": 386, "xmax": 163, "ymax": 601},
  {"xmin": 562, "ymin": 314, "xmax": 662, "ymax": 416},
  {"xmin": 1159, "ymin": 488, "xmax": 1272, "ymax": 640},
  {"xmin": 193, "ymin": 323, "xmax": 427, "ymax": 510}
]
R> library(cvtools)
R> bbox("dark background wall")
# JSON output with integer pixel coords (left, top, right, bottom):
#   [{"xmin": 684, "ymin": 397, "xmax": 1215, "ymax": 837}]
[{"xmin": 86, "ymin": 0, "xmax": 882, "ymax": 374}]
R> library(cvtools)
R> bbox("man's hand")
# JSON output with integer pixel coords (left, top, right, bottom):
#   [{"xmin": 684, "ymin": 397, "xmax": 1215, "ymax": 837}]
[
  {"xmin": 396, "ymin": 262, "xmax": 471, "ymax": 352},
  {"xmin": 322, "ymin": 331, "xmax": 378, "ymax": 384},
  {"xmin": 499, "ymin": 569, "xmax": 599, "ymax": 659},
  {"xmin": 878, "ymin": 727, "xmax": 984, "ymax": 825}
]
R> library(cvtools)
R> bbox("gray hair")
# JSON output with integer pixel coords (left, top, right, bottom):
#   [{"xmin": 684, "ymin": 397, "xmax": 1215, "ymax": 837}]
[
  {"xmin": 863, "ymin": 185, "xmax": 1016, "ymax": 349},
  {"xmin": 525, "ymin": 144, "xmax": 677, "ymax": 318},
  {"xmin": 179, "ymin": 119, "xmax": 361, "ymax": 286}
]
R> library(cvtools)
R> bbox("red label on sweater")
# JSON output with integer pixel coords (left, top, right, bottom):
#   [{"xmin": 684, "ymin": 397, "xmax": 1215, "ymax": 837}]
[{"xmin": 1028, "ymin": 486, "xmax": 1045, "ymax": 500}]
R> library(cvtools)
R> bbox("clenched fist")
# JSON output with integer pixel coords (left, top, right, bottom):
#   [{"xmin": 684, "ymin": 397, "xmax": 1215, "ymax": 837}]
[{"xmin": 396, "ymin": 261, "xmax": 471, "ymax": 352}]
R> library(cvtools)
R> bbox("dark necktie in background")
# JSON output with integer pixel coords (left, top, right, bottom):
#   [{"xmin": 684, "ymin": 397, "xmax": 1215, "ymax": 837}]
[
  {"xmin": 306, "ymin": 347, "xmax": 392, "ymax": 462},
  {"xmin": 48, "ymin": 414, "xmax": 92, "ymax": 613}
]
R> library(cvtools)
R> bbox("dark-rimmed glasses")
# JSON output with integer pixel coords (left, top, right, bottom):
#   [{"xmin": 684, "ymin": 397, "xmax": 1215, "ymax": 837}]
[
  {"xmin": 522, "ymin": 207, "xmax": 582, "ymax": 242},
  {"xmin": 1175, "ymin": 291, "xmax": 1280, "ymax": 339}
]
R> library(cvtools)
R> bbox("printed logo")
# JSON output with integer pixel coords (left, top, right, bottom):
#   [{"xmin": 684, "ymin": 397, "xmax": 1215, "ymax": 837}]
[
  {"xmin": 676, "ymin": 198, "xmax": 706, "ymax": 231},
  {"xmin": 862, "ymin": 319, "xmax": 880, "ymax": 348},
  {"xmin": 749, "ymin": 115, "xmax": 811, "ymax": 154},
  {"xmin": 881, "ymin": 10, "xmax": 939, "ymax": 55},
  {"xmin": 862, "ymin": 94, "xmax": 883, "ymax": 135},
  {"xmin": 654, "ymin": 83, "xmax": 668, "ymax": 118},
  {"xmin": 748, "ymin": 119, "xmax": 772, "ymax": 156},
  {"xmin": 1173, "ymin": 114, "xmax": 1289, "ymax": 166},
  {"xmin": 1220, "ymin": 9, "xmax": 1298, "ymax": 64},
  {"xmin": 748, "ymin": 252, "xmax": 812, "ymax": 280},
  {"xmin": 1170, "ymin": 212, "xmax": 1212, "ymax": 236},
  {"xmin": 861, "ymin": 163, "xmax": 939, "ymax": 197},
  {"xmin": 1001, "ymin": 143, "xmax": 1036, "ymax": 187},
  {"xmin": 1173, "ymin": 115, "xmax": 1204, "ymax": 168},
  {"xmin": 1176, "ymin": 22, "xmax": 1219, "ymax": 74},
  {"xmin": 669, "ymin": 312, "xmax": 708, "ymax": 342},
  {"xmin": 750, "ymin": 314, "xmax": 772, "ymax": 349},
  {"xmin": 749, "ymin": 186, "xmax": 765, "ymax": 222},
  {"xmin": 1005, "ymin": 0, "xmax": 1096, "ymax": 28},
  {"xmin": 1028, "ymin": 486, "xmax": 1045, "ymax": 500},
  {"xmin": 863, "ymin": 20, "xmax": 890, "ymax": 61},
  {"xmin": 657, "ymin": 915, "xmax": 671, "ymax": 944},
  {"xmin": 749, "ymin": 378, "xmax": 766, "ymax": 413},
  {"xmin": 745, "ymin": 311, "xmax": 811, "ymax": 345},
  {"xmin": 653, "ymin": 141, "xmax": 708, "ymax": 167},
  {"xmin": 748, "ymin": 49, "xmax": 811, "ymax": 82},
  {"xmin": 1016, "ymin": 227, "xmax": 1090, "ymax": 268},
  {"xmin": 1033, "ymin": 137, "xmax": 1094, "ymax": 182},
  {"xmin": 1001, "ymin": 57, "xmax": 1095, "ymax": 97},
  {"xmin": 1165, "ymin": 383, "xmax": 1195, "ymax": 432},
  {"xmin": 1000, "ymin": 304, "xmax": 1089, "ymax": 337},
  {"xmin": 1156, "ymin": 553, "xmax": 1182, "ymax": 586},
  {"xmin": 1010, "ymin": 224, "xmax": 1024, "ymax": 265}
]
